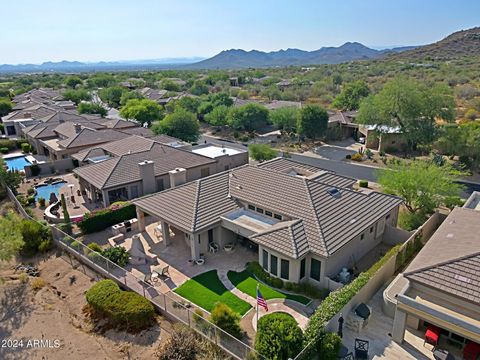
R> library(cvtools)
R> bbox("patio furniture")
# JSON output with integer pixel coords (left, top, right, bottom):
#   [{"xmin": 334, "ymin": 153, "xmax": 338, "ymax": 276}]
[
  {"xmin": 339, "ymin": 353, "xmax": 354, "ymax": 360},
  {"xmin": 138, "ymin": 272, "xmax": 153, "ymax": 284},
  {"xmin": 112, "ymin": 222, "xmax": 125, "ymax": 235},
  {"xmin": 433, "ymin": 349, "xmax": 455, "ymax": 360},
  {"xmin": 108, "ymin": 233, "xmax": 124, "ymax": 247},
  {"xmin": 153, "ymin": 265, "xmax": 170, "ymax": 281},
  {"xmin": 354, "ymin": 338, "xmax": 369, "ymax": 360},
  {"xmin": 195, "ymin": 258, "xmax": 205, "ymax": 265},
  {"xmin": 209, "ymin": 242, "xmax": 219, "ymax": 253},
  {"xmin": 463, "ymin": 340, "xmax": 480, "ymax": 360},
  {"xmin": 223, "ymin": 243, "xmax": 234, "ymax": 252},
  {"xmin": 424, "ymin": 325, "xmax": 441, "ymax": 348}
]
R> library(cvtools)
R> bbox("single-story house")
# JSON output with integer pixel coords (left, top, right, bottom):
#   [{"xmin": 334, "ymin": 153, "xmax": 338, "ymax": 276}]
[
  {"xmin": 74, "ymin": 143, "xmax": 224, "ymax": 207},
  {"xmin": 192, "ymin": 143, "xmax": 248, "ymax": 172},
  {"xmin": 133, "ymin": 158, "xmax": 403, "ymax": 288}
]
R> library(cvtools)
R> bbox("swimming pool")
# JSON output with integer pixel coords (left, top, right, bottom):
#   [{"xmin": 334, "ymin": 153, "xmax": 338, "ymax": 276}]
[
  {"xmin": 3, "ymin": 155, "xmax": 31, "ymax": 171},
  {"xmin": 35, "ymin": 181, "xmax": 67, "ymax": 201}
]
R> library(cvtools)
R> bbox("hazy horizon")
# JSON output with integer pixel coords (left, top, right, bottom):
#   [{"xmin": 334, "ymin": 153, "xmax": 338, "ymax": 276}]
[{"xmin": 2, "ymin": 0, "xmax": 479, "ymax": 65}]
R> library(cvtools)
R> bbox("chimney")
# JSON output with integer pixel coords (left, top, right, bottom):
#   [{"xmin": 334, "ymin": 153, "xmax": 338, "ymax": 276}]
[
  {"xmin": 138, "ymin": 160, "xmax": 155, "ymax": 195},
  {"xmin": 169, "ymin": 168, "xmax": 186, "ymax": 188},
  {"xmin": 74, "ymin": 123, "xmax": 82, "ymax": 133},
  {"xmin": 58, "ymin": 112, "xmax": 65, "ymax": 123}
]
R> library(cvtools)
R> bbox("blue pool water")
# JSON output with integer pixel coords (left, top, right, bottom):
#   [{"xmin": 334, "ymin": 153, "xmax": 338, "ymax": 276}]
[
  {"xmin": 35, "ymin": 181, "xmax": 67, "ymax": 201},
  {"xmin": 4, "ymin": 156, "xmax": 31, "ymax": 171}
]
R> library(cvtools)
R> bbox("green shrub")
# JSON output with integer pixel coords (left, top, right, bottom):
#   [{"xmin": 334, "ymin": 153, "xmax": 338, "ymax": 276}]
[
  {"xmin": 78, "ymin": 202, "xmax": 136, "ymax": 234},
  {"xmin": 398, "ymin": 211, "xmax": 427, "ymax": 231},
  {"xmin": 16, "ymin": 195, "xmax": 28, "ymax": 207},
  {"xmin": 19, "ymin": 219, "xmax": 51, "ymax": 256},
  {"xmin": 320, "ymin": 332, "xmax": 342, "ymax": 360},
  {"xmin": 351, "ymin": 153, "xmax": 363, "ymax": 161},
  {"xmin": 0, "ymin": 147, "xmax": 8, "ymax": 154},
  {"xmin": 62, "ymin": 236, "xmax": 74, "ymax": 245},
  {"xmin": 359, "ymin": 180, "xmax": 368, "ymax": 188},
  {"xmin": 27, "ymin": 187, "xmax": 35, "ymax": 195},
  {"xmin": 38, "ymin": 197, "xmax": 46, "ymax": 208},
  {"xmin": 210, "ymin": 303, "xmax": 242, "ymax": 339},
  {"xmin": 102, "ymin": 246, "xmax": 129, "ymax": 266},
  {"xmin": 0, "ymin": 139, "xmax": 15, "ymax": 150},
  {"xmin": 87, "ymin": 242, "xmax": 103, "ymax": 253},
  {"xmin": 27, "ymin": 195, "xmax": 35, "ymax": 204},
  {"xmin": 38, "ymin": 239, "xmax": 53, "ymax": 252},
  {"xmin": 87, "ymin": 251, "xmax": 103, "ymax": 264},
  {"xmin": 86, "ymin": 279, "xmax": 155, "ymax": 331},
  {"xmin": 157, "ymin": 324, "xmax": 199, "ymax": 360},
  {"xmin": 444, "ymin": 196, "xmax": 465, "ymax": 209},
  {"xmin": 255, "ymin": 312, "xmax": 303, "ymax": 360},
  {"xmin": 21, "ymin": 143, "xmax": 31, "ymax": 153},
  {"xmin": 71, "ymin": 240, "xmax": 83, "ymax": 252}
]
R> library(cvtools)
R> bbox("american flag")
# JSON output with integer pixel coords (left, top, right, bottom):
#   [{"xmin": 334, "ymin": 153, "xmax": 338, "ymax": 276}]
[{"xmin": 257, "ymin": 286, "xmax": 268, "ymax": 311}]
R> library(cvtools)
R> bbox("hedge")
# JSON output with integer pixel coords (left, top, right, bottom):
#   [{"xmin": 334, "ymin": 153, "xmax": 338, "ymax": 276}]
[
  {"xmin": 78, "ymin": 202, "xmax": 136, "ymax": 234},
  {"xmin": 303, "ymin": 244, "xmax": 402, "ymax": 356},
  {"xmin": 86, "ymin": 279, "xmax": 155, "ymax": 331}
]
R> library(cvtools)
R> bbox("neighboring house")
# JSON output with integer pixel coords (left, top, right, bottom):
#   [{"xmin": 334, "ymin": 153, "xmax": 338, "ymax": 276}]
[
  {"xmin": 2, "ymin": 104, "xmax": 60, "ymax": 136},
  {"xmin": 40, "ymin": 124, "xmax": 129, "ymax": 161},
  {"xmin": 139, "ymin": 87, "xmax": 168, "ymax": 103},
  {"xmin": 73, "ymin": 143, "xmax": 218, "ymax": 207},
  {"xmin": 192, "ymin": 143, "xmax": 248, "ymax": 172},
  {"xmin": 390, "ymin": 197, "xmax": 480, "ymax": 347},
  {"xmin": 276, "ymin": 79, "xmax": 292, "ymax": 90},
  {"xmin": 264, "ymin": 100, "xmax": 302, "ymax": 110},
  {"xmin": 358, "ymin": 124, "xmax": 406, "ymax": 152},
  {"xmin": 72, "ymin": 134, "xmax": 191, "ymax": 165},
  {"xmin": 133, "ymin": 158, "xmax": 402, "ymax": 288},
  {"xmin": 327, "ymin": 110, "xmax": 359, "ymax": 140}
]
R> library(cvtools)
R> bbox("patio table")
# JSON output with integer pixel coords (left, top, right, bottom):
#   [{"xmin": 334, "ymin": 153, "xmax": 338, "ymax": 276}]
[{"xmin": 433, "ymin": 349, "xmax": 454, "ymax": 360}]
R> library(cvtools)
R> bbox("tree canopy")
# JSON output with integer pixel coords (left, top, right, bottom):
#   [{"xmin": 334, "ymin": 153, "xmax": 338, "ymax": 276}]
[
  {"xmin": 297, "ymin": 104, "xmax": 329, "ymax": 141},
  {"xmin": 357, "ymin": 78, "xmax": 455, "ymax": 151},
  {"xmin": 435, "ymin": 122, "xmax": 480, "ymax": 169},
  {"xmin": 77, "ymin": 102, "xmax": 107, "ymax": 117},
  {"xmin": 120, "ymin": 98, "xmax": 163, "ymax": 126},
  {"xmin": 98, "ymin": 86, "xmax": 125, "ymax": 108},
  {"xmin": 332, "ymin": 80, "xmax": 370, "ymax": 110},
  {"xmin": 0, "ymin": 157, "xmax": 22, "ymax": 190},
  {"xmin": 204, "ymin": 105, "xmax": 230, "ymax": 126},
  {"xmin": 255, "ymin": 312, "xmax": 304, "ymax": 360},
  {"xmin": 65, "ymin": 76, "xmax": 83, "ymax": 88},
  {"xmin": 152, "ymin": 107, "xmax": 199, "ymax": 142},
  {"xmin": 270, "ymin": 106, "xmax": 299, "ymax": 132},
  {"xmin": 0, "ymin": 98, "xmax": 13, "ymax": 117},
  {"xmin": 249, "ymin": 144, "xmax": 277, "ymax": 162},
  {"xmin": 377, "ymin": 160, "xmax": 464, "ymax": 215},
  {"xmin": 228, "ymin": 103, "xmax": 269, "ymax": 131},
  {"xmin": 63, "ymin": 89, "xmax": 91, "ymax": 105}
]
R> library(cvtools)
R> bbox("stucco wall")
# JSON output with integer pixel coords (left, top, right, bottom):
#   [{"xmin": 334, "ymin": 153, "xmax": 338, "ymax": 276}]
[
  {"xmin": 258, "ymin": 245, "xmax": 301, "ymax": 283},
  {"xmin": 214, "ymin": 151, "xmax": 249, "ymax": 172},
  {"xmin": 24, "ymin": 158, "xmax": 74, "ymax": 177}
]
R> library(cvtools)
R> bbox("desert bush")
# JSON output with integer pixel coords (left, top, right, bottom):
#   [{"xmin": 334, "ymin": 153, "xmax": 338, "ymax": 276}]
[
  {"xmin": 351, "ymin": 153, "xmax": 363, "ymax": 161},
  {"xmin": 21, "ymin": 143, "xmax": 31, "ymax": 153},
  {"xmin": 38, "ymin": 197, "xmax": 46, "ymax": 208},
  {"xmin": 87, "ymin": 242, "xmax": 103, "ymax": 253},
  {"xmin": 255, "ymin": 312, "xmax": 303, "ymax": 360},
  {"xmin": 20, "ymin": 219, "xmax": 51, "ymax": 256},
  {"xmin": 30, "ymin": 277, "xmax": 46, "ymax": 291},
  {"xmin": 210, "ymin": 303, "xmax": 242, "ymax": 339},
  {"xmin": 38, "ymin": 239, "xmax": 53, "ymax": 252},
  {"xmin": 86, "ymin": 279, "xmax": 155, "ymax": 332},
  {"xmin": 70, "ymin": 240, "xmax": 83, "ymax": 252},
  {"xmin": 27, "ymin": 187, "xmax": 35, "ymax": 195},
  {"xmin": 156, "ymin": 324, "xmax": 198, "ymax": 360},
  {"xmin": 27, "ymin": 195, "xmax": 35, "ymax": 204}
]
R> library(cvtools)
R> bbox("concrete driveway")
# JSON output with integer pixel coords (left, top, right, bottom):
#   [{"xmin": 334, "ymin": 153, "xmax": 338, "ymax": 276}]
[{"xmin": 314, "ymin": 145, "xmax": 356, "ymax": 161}]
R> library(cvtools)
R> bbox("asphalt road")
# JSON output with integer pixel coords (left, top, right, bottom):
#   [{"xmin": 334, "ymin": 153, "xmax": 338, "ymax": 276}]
[{"xmin": 199, "ymin": 135, "xmax": 480, "ymax": 196}]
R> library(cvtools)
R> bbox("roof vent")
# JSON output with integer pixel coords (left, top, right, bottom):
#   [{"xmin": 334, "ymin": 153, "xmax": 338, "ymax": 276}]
[{"xmin": 327, "ymin": 187, "xmax": 341, "ymax": 199}]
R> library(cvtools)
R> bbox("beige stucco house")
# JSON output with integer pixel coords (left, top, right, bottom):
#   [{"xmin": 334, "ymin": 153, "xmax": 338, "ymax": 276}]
[
  {"xmin": 133, "ymin": 158, "xmax": 402, "ymax": 288},
  {"xmin": 388, "ymin": 197, "xmax": 480, "ymax": 349}
]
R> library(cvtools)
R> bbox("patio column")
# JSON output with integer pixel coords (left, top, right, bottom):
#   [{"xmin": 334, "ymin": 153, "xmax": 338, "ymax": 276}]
[
  {"xmin": 392, "ymin": 308, "xmax": 407, "ymax": 344},
  {"xmin": 190, "ymin": 234, "xmax": 200, "ymax": 260},
  {"xmin": 136, "ymin": 208, "xmax": 146, "ymax": 232},
  {"xmin": 161, "ymin": 221, "xmax": 170, "ymax": 246}
]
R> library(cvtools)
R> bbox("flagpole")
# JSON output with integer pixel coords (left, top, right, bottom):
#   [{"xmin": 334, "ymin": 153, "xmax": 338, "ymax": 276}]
[{"xmin": 256, "ymin": 283, "xmax": 259, "ymax": 326}]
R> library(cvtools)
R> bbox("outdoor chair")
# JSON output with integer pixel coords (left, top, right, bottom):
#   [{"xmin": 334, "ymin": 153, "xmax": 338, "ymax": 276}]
[
  {"xmin": 209, "ymin": 242, "xmax": 219, "ymax": 253},
  {"xmin": 354, "ymin": 338, "xmax": 369, "ymax": 359},
  {"xmin": 340, "ymin": 353, "xmax": 354, "ymax": 360}
]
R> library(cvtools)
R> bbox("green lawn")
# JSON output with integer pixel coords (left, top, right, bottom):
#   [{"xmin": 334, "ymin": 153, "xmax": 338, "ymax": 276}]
[
  {"xmin": 174, "ymin": 270, "xmax": 252, "ymax": 316},
  {"xmin": 227, "ymin": 270, "xmax": 311, "ymax": 305}
]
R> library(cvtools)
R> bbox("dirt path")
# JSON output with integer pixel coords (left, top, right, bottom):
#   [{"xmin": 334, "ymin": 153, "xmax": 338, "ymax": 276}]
[{"xmin": 0, "ymin": 255, "xmax": 172, "ymax": 360}]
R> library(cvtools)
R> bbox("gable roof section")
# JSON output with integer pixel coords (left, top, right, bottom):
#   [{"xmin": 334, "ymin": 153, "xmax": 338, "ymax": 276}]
[
  {"xmin": 251, "ymin": 219, "xmax": 309, "ymax": 259},
  {"xmin": 404, "ymin": 207, "xmax": 480, "ymax": 305}
]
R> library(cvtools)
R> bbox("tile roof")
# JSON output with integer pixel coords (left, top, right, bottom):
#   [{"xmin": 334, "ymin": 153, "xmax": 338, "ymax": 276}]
[
  {"xmin": 53, "ymin": 121, "xmax": 106, "ymax": 138},
  {"xmin": 57, "ymin": 128, "xmax": 128, "ymax": 149},
  {"xmin": 404, "ymin": 207, "xmax": 480, "ymax": 305},
  {"xmin": 3, "ymin": 104, "xmax": 59, "ymax": 121},
  {"xmin": 118, "ymin": 127, "xmax": 155, "ymax": 137},
  {"xmin": 258, "ymin": 158, "xmax": 356, "ymax": 188},
  {"xmin": 74, "ymin": 144, "xmax": 215, "ymax": 190},
  {"xmin": 134, "ymin": 162, "xmax": 402, "ymax": 258}
]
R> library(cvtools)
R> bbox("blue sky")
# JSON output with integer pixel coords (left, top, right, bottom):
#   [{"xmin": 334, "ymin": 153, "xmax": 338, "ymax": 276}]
[{"xmin": 2, "ymin": 0, "xmax": 479, "ymax": 64}]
